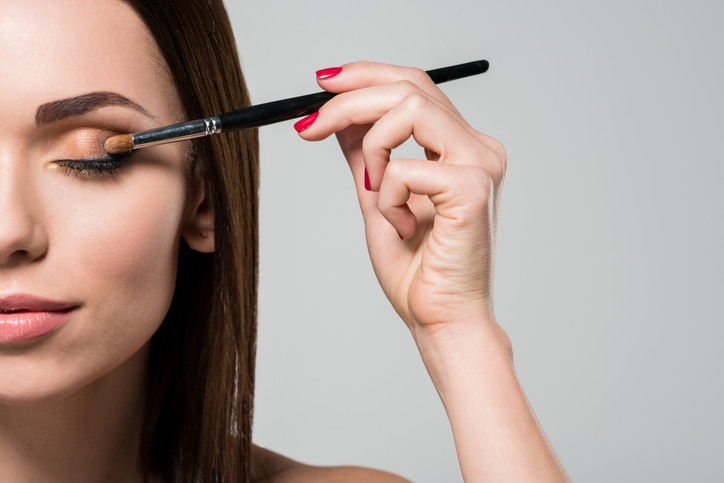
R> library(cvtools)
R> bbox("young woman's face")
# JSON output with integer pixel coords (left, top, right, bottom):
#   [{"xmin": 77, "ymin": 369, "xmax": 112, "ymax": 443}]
[{"xmin": 0, "ymin": 0, "xmax": 201, "ymax": 403}]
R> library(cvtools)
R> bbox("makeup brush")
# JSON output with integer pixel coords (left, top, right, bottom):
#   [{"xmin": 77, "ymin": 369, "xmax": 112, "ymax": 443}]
[{"xmin": 104, "ymin": 59, "xmax": 489, "ymax": 155}]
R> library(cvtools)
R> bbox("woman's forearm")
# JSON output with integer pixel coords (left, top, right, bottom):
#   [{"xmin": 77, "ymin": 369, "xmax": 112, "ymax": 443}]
[{"xmin": 413, "ymin": 320, "xmax": 570, "ymax": 482}]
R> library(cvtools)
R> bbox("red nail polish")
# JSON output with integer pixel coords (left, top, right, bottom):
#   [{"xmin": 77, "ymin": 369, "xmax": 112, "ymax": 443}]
[
  {"xmin": 316, "ymin": 67, "xmax": 343, "ymax": 80},
  {"xmin": 294, "ymin": 112, "xmax": 319, "ymax": 133},
  {"xmin": 364, "ymin": 168, "xmax": 371, "ymax": 191}
]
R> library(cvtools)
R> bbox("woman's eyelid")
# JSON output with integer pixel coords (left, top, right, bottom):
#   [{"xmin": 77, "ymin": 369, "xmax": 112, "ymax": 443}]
[
  {"xmin": 37, "ymin": 111, "xmax": 151, "ymax": 154},
  {"xmin": 40, "ymin": 127, "xmax": 123, "ymax": 160}
]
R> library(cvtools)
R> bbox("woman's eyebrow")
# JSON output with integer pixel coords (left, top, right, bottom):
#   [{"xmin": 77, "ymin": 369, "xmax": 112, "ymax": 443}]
[{"xmin": 35, "ymin": 91, "xmax": 153, "ymax": 125}]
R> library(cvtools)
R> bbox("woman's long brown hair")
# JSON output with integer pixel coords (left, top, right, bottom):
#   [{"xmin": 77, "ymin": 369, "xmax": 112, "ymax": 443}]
[{"xmin": 122, "ymin": 1, "xmax": 259, "ymax": 481}]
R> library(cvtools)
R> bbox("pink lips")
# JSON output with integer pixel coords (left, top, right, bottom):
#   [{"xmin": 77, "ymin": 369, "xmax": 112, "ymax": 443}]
[{"xmin": 0, "ymin": 294, "xmax": 76, "ymax": 345}]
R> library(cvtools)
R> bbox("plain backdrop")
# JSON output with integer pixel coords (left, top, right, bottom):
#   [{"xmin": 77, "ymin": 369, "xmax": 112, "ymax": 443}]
[{"xmin": 226, "ymin": 1, "xmax": 724, "ymax": 481}]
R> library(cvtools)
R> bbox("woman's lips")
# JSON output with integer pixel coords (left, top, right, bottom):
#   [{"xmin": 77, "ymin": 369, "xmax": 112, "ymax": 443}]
[{"xmin": 0, "ymin": 294, "xmax": 77, "ymax": 345}]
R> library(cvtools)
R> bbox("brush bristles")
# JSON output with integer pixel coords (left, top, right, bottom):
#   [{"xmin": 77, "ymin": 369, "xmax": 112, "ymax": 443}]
[{"xmin": 104, "ymin": 134, "xmax": 134, "ymax": 155}]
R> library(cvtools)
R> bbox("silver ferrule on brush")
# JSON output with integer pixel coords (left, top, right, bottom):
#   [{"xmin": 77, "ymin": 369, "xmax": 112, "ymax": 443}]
[{"xmin": 131, "ymin": 116, "xmax": 222, "ymax": 149}]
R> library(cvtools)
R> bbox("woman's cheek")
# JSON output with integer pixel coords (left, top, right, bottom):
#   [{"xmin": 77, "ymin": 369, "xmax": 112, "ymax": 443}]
[{"xmin": 61, "ymin": 173, "xmax": 188, "ymax": 329}]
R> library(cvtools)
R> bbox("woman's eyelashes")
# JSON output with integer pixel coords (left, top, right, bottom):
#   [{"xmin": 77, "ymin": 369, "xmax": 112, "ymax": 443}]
[{"xmin": 54, "ymin": 152, "xmax": 133, "ymax": 177}]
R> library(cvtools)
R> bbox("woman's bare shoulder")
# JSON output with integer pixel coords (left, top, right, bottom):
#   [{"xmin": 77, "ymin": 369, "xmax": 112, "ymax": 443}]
[{"xmin": 252, "ymin": 444, "xmax": 411, "ymax": 483}]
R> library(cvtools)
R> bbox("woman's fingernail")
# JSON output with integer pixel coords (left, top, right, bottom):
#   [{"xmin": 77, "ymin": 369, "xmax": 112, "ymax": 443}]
[
  {"xmin": 294, "ymin": 112, "xmax": 319, "ymax": 133},
  {"xmin": 316, "ymin": 67, "xmax": 343, "ymax": 80},
  {"xmin": 364, "ymin": 168, "xmax": 371, "ymax": 191}
]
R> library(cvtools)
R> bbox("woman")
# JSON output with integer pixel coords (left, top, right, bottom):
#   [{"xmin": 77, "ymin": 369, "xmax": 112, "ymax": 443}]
[{"xmin": 0, "ymin": 0, "xmax": 569, "ymax": 481}]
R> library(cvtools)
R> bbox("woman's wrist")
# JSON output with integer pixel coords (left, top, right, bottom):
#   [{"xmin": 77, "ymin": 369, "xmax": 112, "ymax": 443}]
[
  {"xmin": 410, "ymin": 317, "xmax": 569, "ymax": 482},
  {"xmin": 410, "ymin": 316, "xmax": 512, "ymax": 399}
]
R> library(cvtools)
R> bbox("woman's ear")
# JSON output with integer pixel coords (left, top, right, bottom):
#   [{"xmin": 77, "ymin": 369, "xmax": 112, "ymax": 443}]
[{"xmin": 182, "ymin": 161, "xmax": 215, "ymax": 253}]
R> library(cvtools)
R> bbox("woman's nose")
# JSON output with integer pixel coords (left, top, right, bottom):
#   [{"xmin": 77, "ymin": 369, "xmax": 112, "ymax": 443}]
[{"xmin": 0, "ymin": 167, "xmax": 48, "ymax": 266}]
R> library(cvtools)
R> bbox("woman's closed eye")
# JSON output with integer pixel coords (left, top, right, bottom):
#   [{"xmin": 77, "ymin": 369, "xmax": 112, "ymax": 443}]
[{"xmin": 54, "ymin": 152, "xmax": 133, "ymax": 178}]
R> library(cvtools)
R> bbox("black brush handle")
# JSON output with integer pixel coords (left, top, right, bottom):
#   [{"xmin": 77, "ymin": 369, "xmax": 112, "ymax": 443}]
[
  {"xmin": 218, "ymin": 59, "xmax": 489, "ymax": 130},
  {"xmin": 219, "ymin": 91, "xmax": 334, "ymax": 129}
]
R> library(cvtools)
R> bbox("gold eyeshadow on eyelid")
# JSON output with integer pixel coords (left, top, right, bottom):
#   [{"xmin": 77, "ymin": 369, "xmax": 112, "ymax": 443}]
[{"xmin": 42, "ymin": 127, "xmax": 121, "ymax": 160}]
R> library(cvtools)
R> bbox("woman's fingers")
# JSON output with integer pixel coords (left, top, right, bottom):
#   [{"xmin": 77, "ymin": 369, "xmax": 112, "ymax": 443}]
[
  {"xmin": 296, "ymin": 80, "xmax": 451, "ymax": 141},
  {"xmin": 294, "ymin": 60, "xmax": 506, "ymax": 243},
  {"xmin": 360, "ymin": 92, "xmax": 494, "ymax": 190},
  {"xmin": 316, "ymin": 61, "xmax": 462, "ymax": 115},
  {"xmin": 376, "ymin": 158, "xmax": 493, "ymax": 240},
  {"xmin": 297, "ymin": 85, "xmax": 501, "ymax": 178}
]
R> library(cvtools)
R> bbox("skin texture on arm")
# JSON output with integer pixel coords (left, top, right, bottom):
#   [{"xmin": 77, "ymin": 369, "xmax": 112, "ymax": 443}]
[{"xmin": 294, "ymin": 61, "xmax": 571, "ymax": 482}]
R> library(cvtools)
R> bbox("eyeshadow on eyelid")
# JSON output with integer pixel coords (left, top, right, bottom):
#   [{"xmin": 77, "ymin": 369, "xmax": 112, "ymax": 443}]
[{"xmin": 41, "ymin": 129, "xmax": 115, "ymax": 160}]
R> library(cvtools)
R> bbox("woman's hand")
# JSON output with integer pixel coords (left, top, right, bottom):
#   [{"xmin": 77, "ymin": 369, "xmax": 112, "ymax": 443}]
[
  {"xmin": 294, "ymin": 61, "xmax": 506, "ymax": 338},
  {"xmin": 294, "ymin": 61, "xmax": 569, "ymax": 482}
]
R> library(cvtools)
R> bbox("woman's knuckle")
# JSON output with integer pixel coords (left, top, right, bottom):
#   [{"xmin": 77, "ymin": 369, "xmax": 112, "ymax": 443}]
[
  {"xmin": 392, "ymin": 79, "xmax": 418, "ymax": 97},
  {"xmin": 402, "ymin": 91, "xmax": 431, "ymax": 114},
  {"xmin": 385, "ymin": 158, "xmax": 406, "ymax": 179},
  {"xmin": 404, "ymin": 66, "xmax": 432, "ymax": 86},
  {"xmin": 473, "ymin": 133, "xmax": 507, "ymax": 179}
]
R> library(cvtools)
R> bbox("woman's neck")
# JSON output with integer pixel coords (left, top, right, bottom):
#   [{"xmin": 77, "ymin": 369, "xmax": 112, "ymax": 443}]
[{"xmin": 0, "ymin": 345, "xmax": 149, "ymax": 483}]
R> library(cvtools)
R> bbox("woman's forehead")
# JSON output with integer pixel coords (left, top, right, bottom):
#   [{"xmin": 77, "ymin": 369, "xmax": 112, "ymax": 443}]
[{"xmin": 0, "ymin": 0, "xmax": 178, "ymax": 123}]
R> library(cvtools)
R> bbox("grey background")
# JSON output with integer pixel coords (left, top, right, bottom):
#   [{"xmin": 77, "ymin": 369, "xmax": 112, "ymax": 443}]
[{"xmin": 228, "ymin": 1, "xmax": 724, "ymax": 481}]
